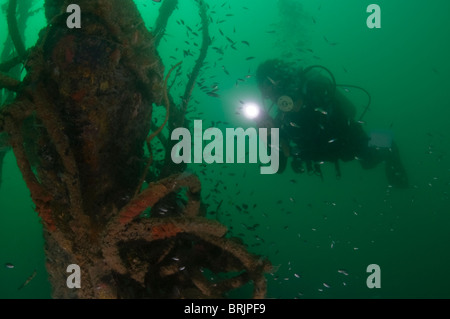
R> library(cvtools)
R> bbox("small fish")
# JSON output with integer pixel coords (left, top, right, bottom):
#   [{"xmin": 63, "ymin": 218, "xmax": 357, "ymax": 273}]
[
  {"xmin": 314, "ymin": 107, "xmax": 328, "ymax": 115},
  {"xmin": 266, "ymin": 76, "xmax": 279, "ymax": 86},
  {"xmin": 323, "ymin": 36, "xmax": 338, "ymax": 46},
  {"xmin": 222, "ymin": 66, "xmax": 229, "ymax": 75},
  {"xmin": 18, "ymin": 270, "xmax": 37, "ymax": 290},
  {"xmin": 225, "ymin": 36, "xmax": 235, "ymax": 44},
  {"xmin": 241, "ymin": 40, "xmax": 250, "ymax": 46},
  {"xmin": 246, "ymin": 56, "xmax": 255, "ymax": 61},
  {"xmin": 152, "ymin": 0, "xmax": 161, "ymax": 2},
  {"xmin": 5, "ymin": 263, "xmax": 14, "ymax": 269},
  {"xmin": 338, "ymin": 269, "xmax": 349, "ymax": 276}
]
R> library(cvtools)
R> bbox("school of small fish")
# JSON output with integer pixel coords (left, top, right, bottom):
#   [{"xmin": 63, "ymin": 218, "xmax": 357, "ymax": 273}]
[{"xmin": 1, "ymin": 0, "xmax": 370, "ymax": 298}]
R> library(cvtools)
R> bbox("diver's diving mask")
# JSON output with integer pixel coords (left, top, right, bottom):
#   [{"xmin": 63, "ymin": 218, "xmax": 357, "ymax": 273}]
[{"xmin": 277, "ymin": 95, "xmax": 294, "ymax": 112}]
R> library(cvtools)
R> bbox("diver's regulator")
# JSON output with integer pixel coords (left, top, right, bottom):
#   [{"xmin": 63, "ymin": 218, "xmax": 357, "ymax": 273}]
[{"xmin": 277, "ymin": 95, "xmax": 294, "ymax": 112}]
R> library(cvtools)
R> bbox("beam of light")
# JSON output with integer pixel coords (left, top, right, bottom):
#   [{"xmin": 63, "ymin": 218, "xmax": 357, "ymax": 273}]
[{"xmin": 243, "ymin": 103, "xmax": 260, "ymax": 120}]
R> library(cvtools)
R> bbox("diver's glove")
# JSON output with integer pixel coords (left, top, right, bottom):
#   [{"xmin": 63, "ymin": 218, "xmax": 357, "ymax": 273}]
[
  {"xmin": 290, "ymin": 147, "xmax": 321, "ymax": 177},
  {"xmin": 291, "ymin": 157, "xmax": 305, "ymax": 174},
  {"xmin": 290, "ymin": 147, "xmax": 305, "ymax": 174}
]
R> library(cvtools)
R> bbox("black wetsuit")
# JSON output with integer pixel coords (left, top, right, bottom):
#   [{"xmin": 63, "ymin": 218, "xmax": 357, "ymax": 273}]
[{"xmin": 272, "ymin": 72, "xmax": 408, "ymax": 187}]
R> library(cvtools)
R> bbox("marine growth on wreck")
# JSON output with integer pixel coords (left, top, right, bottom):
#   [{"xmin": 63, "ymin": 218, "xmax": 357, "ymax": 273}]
[{"xmin": 0, "ymin": 0, "xmax": 271, "ymax": 298}]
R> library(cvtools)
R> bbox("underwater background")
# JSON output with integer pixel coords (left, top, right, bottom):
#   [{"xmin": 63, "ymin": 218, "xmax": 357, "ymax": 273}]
[{"xmin": 1, "ymin": 0, "xmax": 449, "ymax": 299}]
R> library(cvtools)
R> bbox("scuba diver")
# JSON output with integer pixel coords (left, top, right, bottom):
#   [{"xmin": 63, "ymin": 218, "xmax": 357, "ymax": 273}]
[{"xmin": 255, "ymin": 59, "xmax": 409, "ymax": 188}]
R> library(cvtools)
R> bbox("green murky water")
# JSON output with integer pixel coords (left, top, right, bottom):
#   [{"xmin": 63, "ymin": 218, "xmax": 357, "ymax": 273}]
[{"xmin": 1, "ymin": 0, "xmax": 449, "ymax": 299}]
